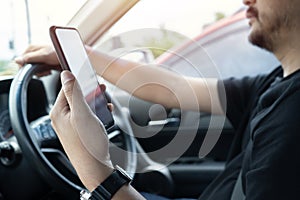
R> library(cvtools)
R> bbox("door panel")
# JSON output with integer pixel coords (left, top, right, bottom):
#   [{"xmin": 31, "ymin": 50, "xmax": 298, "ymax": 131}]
[{"xmin": 114, "ymin": 92, "xmax": 235, "ymax": 197}]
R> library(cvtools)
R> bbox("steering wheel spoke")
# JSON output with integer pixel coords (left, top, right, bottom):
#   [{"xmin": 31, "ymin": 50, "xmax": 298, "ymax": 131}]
[
  {"xmin": 41, "ymin": 147, "xmax": 77, "ymax": 174},
  {"xmin": 30, "ymin": 115, "xmax": 59, "ymax": 148},
  {"xmin": 107, "ymin": 128, "xmax": 121, "ymax": 140}
]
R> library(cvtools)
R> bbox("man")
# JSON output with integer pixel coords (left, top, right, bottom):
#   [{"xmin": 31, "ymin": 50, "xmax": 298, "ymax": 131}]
[{"xmin": 15, "ymin": 0, "xmax": 300, "ymax": 199}]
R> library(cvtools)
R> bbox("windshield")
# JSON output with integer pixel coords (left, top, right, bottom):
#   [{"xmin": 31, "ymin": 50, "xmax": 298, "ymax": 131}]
[{"xmin": 0, "ymin": 0, "xmax": 86, "ymax": 76}]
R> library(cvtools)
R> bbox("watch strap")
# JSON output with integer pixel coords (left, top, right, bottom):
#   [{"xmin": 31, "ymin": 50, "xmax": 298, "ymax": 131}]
[{"xmin": 91, "ymin": 166, "xmax": 131, "ymax": 200}]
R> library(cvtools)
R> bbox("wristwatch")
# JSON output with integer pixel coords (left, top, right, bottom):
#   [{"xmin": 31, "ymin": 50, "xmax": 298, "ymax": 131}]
[{"xmin": 80, "ymin": 165, "xmax": 132, "ymax": 200}]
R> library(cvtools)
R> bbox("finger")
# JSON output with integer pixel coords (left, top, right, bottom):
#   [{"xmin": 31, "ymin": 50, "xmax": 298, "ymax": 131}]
[
  {"xmin": 15, "ymin": 51, "xmax": 44, "ymax": 66},
  {"xmin": 107, "ymin": 103, "xmax": 114, "ymax": 112},
  {"xmin": 60, "ymin": 70, "xmax": 89, "ymax": 114},
  {"xmin": 15, "ymin": 45, "xmax": 46, "ymax": 66},
  {"xmin": 60, "ymin": 71, "xmax": 76, "ymax": 108},
  {"xmin": 34, "ymin": 63, "xmax": 61, "ymax": 77},
  {"xmin": 14, "ymin": 57, "xmax": 25, "ymax": 66},
  {"xmin": 36, "ymin": 70, "xmax": 52, "ymax": 77},
  {"xmin": 50, "ymin": 89, "xmax": 69, "ymax": 122},
  {"xmin": 99, "ymin": 84, "xmax": 112, "ymax": 104},
  {"xmin": 99, "ymin": 84, "xmax": 106, "ymax": 92},
  {"xmin": 18, "ymin": 46, "xmax": 59, "ymax": 66},
  {"xmin": 22, "ymin": 50, "xmax": 48, "ymax": 64}
]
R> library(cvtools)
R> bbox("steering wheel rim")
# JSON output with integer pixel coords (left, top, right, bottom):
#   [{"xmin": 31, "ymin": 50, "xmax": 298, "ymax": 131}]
[{"xmin": 9, "ymin": 64, "xmax": 137, "ymax": 197}]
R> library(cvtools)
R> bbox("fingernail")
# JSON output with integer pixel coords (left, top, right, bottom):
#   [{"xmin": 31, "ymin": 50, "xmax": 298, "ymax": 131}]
[{"xmin": 61, "ymin": 71, "xmax": 74, "ymax": 84}]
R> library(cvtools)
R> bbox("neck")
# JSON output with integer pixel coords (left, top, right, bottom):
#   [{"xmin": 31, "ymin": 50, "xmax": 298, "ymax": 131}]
[{"xmin": 274, "ymin": 33, "xmax": 300, "ymax": 77}]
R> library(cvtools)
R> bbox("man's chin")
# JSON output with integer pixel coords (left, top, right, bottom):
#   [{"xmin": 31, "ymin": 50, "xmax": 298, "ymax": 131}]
[
  {"xmin": 248, "ymin": 30, "xmax": 272, "ymax": 52},
  {"xmin": 248, "ymin": 27, "xmax": 258, "ymax": 45}
]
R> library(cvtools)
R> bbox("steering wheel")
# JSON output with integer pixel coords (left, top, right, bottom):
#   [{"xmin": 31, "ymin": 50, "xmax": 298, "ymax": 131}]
[{"xmin": 9, "ymin": 64, "xmax": 137, "ymax": 198}]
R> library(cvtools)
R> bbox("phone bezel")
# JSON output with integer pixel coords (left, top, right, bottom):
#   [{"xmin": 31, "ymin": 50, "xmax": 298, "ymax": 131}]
[{"xmin": 49, "ymin": 26, "xmax": 114, "ymax": 129}]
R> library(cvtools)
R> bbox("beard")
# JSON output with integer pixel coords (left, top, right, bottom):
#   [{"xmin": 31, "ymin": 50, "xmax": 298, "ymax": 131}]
[
  {"xmin": 248, "ymin": 6, "xmax": 292, "ymax": 53},
  {"xmin": 248, "ymin": 23, "xmax": 275, "ymax": 52}
]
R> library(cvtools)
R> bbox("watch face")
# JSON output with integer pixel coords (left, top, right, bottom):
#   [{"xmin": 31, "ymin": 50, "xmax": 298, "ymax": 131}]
[{"xmin": 115, "ymin": 165, "xmax": 133, "ymax": 181}]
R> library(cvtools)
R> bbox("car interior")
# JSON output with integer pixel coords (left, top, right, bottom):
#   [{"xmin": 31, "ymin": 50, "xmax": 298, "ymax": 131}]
[{"xmin": 0, "ymin": 0, "xmax": 280, "ymax": 199}]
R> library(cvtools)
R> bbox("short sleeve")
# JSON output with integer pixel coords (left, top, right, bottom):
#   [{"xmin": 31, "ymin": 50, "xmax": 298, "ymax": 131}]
[{"xmin": 217, "ymin": 75, "xmax": 267, "ymax": 130}]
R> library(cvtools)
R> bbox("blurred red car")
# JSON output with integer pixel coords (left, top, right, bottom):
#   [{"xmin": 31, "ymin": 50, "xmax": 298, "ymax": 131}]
[{"xmin": 156, "ymin": 9, "xmax": 279, "ymax": 79}]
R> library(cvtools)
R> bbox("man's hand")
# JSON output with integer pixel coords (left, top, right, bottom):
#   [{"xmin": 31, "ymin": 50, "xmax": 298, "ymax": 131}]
[
  {"xmin": 15, "ymin": 44, "xmax": 60, "ymax": 66},
  {"xmin": 50, "ymin": 70, "xmax": 114, "ymax": 191},
  {"xmin": 14, "ymin": 45, "xmax": 61, "ymax": 76}
]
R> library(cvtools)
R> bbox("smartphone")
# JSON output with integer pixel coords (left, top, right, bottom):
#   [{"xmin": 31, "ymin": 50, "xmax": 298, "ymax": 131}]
[{"xmin": 49, "ymin": 26, "xmax": 114, "ymax": 129}]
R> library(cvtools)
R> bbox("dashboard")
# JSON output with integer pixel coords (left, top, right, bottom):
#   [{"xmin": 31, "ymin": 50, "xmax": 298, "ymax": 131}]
[
  {"xmin": 0, "ymin": 77, "xmax": 60, "ymax": 199},
  {"xmin": 0, "ymin": 80, "xmax": 13, "ymax": 142},
  {"xmin": 0, "ymin": 78, "xmax": 50, "ymax": 143},
  {"xmin": 0, "ymin": 94, "xmax": 12, "ymax": 141}
]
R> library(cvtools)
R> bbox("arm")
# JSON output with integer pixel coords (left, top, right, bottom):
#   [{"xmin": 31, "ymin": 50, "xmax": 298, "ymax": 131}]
[
  {"xmin": 16, "ymin": 45, "xmax": 223, "ymax": 114},
  {"xmin": 87, "ymin": 47, "xmax": 222, "ymax": 114},
  {"xmin": 51, "ymin": 71, "xmax": 145, "ymax": 199}
]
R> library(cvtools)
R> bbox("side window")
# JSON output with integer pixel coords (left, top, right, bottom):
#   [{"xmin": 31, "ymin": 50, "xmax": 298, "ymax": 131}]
[
  {"xmin": 0, "ymin": 1, "xmax": 27, "ymax": 75},
  {"xmin": 163, "ymin": 19, "xmax": 279, "ymax": 79},
  {"xmin": 202, "ymin": 21, "xmax": 279, "ymax": 78},
  {"xmin": 94, "ymin": 0, "xmax": 243, "ymax": 66}
]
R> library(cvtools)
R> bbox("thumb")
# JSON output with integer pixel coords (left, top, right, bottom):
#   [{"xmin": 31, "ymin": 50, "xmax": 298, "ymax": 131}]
[
  {"xmin": 60, "ymin": 70, "xmax": 78, "ymax": 109},
  {"xmin": 61, "ymin": 70, "xmax": 94, "ymax": 118}
]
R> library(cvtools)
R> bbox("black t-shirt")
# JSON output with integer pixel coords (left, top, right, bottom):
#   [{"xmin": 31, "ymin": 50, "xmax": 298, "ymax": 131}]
[{"xmin": 199, "ymin": 66, "xmax": 300, "ymax": 200}]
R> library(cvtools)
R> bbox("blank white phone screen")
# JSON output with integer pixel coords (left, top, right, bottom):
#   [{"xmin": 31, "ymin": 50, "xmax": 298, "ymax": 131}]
[{"xmin": 55, "ymin": 28, "xmax": 113, "ymax": 127}]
